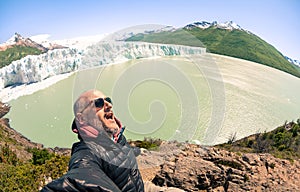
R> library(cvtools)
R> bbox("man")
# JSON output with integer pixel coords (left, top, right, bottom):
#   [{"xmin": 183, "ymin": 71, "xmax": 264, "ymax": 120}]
[{"xmin": 41, "ymin": 89, "xmax": 144, "ymax": 191}]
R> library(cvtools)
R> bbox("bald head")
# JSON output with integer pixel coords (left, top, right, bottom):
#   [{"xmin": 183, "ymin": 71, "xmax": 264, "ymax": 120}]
[
  {"xmin": 73, "ymin": 89, "xmax": 119, "ymax": 138},
  {"xmin": 73, "ymin": 89, "xmax": 106, "ymax": 115}
]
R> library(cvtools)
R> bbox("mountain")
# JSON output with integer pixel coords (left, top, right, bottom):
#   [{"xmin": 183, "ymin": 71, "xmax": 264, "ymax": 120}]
[
  {"xmin": 126, "ymin": 21, "xmax": 300, "ymax": 78},
  {"xmin": 0, "ymin": 33, "xmax": 80, "ymax": 91},
  {"xmin": 185, "ymin": 21, "xmax": 246, "ymax": 32},
  {"xmin": 0, "ymin": 33, "xmax": 67, "ymax": 52},
  {"xmin": 0, "ymin": 33, "xmax": 67, "ymax": 68},
  {"xmin": 285, "ymin": 56, "xmax": 300, "ymax": 68},
  {"xmin": 0, "ymin": 33, "xmax": 48, "ymax": 52},
  {"xmin": 1, "ymin": 23, "xmax": 299, "ymax": 102}
]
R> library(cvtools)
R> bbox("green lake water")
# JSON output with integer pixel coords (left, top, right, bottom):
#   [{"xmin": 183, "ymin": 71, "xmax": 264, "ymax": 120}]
[{"xmin": 6, "ymin": 54, "xmax": 300, "ymax": 147}]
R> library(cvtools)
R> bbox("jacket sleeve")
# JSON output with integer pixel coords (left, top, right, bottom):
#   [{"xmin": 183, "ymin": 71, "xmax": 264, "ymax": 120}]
[
  {"xmin": 41, "ymin": 148, "xmax": 121, "ymax": 192},
  {"xmin": 41, "ymin": 168, "xmax": 121, "ymax": 192}
]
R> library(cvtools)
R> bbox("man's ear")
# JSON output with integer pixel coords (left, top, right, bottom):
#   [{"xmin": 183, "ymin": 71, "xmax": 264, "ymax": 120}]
[{"xmin": 76, "ymin": 113, "xmax": 86, "ymax": 125}]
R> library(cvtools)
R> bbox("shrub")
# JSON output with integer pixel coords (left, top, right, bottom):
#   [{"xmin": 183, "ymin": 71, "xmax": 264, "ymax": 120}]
[
  {"xmin": 227, "ymin": 132, "xmax": 237, "ymax": 144},
  {"xmin": 273, "ymin": 131, "xmax": 293, "ymax": 149},
  {"xmin": 253, "ymin": 134, "xmax": 271, "ymax": 153},
  {"xmin": 0, "ymin": 143, "xmax": 19, "ymax": 165},
  {"xmin": 29, "ymin": 148, "xmax": 54, "ymax": 165},
  {"xmin": 291, "ymin": 124, "xmax": 299, "ymax": 137},
  {"xmin": 134, "ymin": 137, "xmax": 162, "ymax": 150},
  {"xmin": 41, "ymin": 155, "xmax": 69, "ymax": 179},
  {"xmin": 0, "ymin": 153, "xmax": 69, "ymax": 191}
]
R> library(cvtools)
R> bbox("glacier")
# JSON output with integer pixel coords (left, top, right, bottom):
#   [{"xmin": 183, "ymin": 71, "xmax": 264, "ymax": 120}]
[
  {"xmin": 0, "ymin": 41, "xmax": 206, "ymax": 102},
  {"xmin": 0, "ymin": 48, "xmax": 80, "ymax": 89},
  {"xmin": 81, "ymin": 41, "xmax": 206, "ymax": 69}
]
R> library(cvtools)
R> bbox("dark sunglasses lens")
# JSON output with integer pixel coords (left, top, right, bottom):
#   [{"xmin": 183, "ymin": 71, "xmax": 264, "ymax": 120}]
[
  {"xmin": 94, "ymin": 97, "xmax": 112, "ymax": 108},
  {"xmin": 105, "ymin": 97, "xmax": 113, "ymax": 105},
  {"xmin": 94, "ymin": 98, "xmax": 104, "ymax": 108}
]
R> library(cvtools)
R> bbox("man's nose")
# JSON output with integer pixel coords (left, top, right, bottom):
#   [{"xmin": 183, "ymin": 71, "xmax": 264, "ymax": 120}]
[{"xmin": 104, "ymin": 101, "xmax": 113, "ymax": 110}]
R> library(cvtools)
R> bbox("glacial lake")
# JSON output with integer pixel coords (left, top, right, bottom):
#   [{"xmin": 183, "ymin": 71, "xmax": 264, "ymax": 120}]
[{"xmin": 6, "ymin": 54, "xmax": 300, "ymax": 148}]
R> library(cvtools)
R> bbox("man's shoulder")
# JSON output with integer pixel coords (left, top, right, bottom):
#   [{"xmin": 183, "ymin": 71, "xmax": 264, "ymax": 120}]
[{"xmin": 71, "ymin": 140, "xmax": 100, "ymax": 157}]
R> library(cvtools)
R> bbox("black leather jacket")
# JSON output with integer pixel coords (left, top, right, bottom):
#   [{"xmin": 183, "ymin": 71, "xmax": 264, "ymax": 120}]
[{"xmin": 41, "ymin": 131, "xmax": 144, "ymax": 191}]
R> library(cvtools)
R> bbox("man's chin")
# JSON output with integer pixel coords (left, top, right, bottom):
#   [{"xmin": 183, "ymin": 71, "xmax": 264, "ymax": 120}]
[{"xmin": 104, "ymin": 123, "xmax": 119, "ymax": 135}]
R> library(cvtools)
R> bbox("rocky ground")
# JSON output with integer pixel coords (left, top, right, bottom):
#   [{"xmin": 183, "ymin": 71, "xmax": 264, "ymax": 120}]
[{"xmin": 137, "ymin": 141, "xmax": 300, "ymax": 192}]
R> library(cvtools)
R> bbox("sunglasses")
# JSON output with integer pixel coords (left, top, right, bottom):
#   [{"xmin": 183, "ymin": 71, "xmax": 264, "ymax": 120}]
[
  {"xmin": 80, "ymin": 97, "xmax": 113, "ymax": 113},
  {"xmin": 94, "ymin": 97, "xmax": 113, "ymax": 108}
]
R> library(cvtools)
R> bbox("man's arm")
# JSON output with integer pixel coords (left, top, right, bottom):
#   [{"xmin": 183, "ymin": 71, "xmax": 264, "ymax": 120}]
[
  {"xmin": 41, "ymin": 147, "xmax": 121, "ymax": 192},
  {"xmin": 41, "ymin": 167, "xmax": 121, "ymax": 192}
]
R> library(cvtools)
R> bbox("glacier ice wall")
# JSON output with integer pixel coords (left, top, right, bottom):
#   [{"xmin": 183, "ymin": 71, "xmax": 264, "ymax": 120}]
[
  {"xmin": 0, "ymin": 42, "xmax": 206, "ymax": 89},
  {"xmin": 0, "ymin": 48, "xmax": 81, "ymax": 89},
  {"xmin": 81, "ymin": 42, "xmax": 206, "ymax": 69}
]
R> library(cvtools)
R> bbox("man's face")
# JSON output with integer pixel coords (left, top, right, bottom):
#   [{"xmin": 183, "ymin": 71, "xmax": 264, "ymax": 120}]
[
  {"xmin": 82, "ymin": 91, "xmax": 119, "ymax": 136},
  {"xmin": 95, "ymin": 96, "xmax": 119, "ymax": 136}
]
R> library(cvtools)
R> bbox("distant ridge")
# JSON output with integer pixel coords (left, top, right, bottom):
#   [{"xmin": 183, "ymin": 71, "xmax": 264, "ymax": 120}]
[
  {"xmin": 126, "ymin": 21, "xmax": 300, "ymax": 78},
  {"xmin": 1, "ymin": 23, "xmax": 299, "ymax": 77},
  {"xmin": 0, "ymin": 33, "xmax": 67, "ymax": 68},
  {"xmin": 184, "ymin": 21, "xmax": 246, "ymax": 32},
  {"xmin": 285, "ymin": 56, "xmax": 300, "ymax": 68},
  {"xmin": 0, "ymin": 32, "xmax": 48, "ymax": 52},
  {"xmin": 0, "ymin": 32, "xmax": 67, "ymax": 51}
]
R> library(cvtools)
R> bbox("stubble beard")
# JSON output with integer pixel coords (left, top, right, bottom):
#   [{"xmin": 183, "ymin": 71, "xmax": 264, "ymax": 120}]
[
  {"xmin": 89, "ymin": 116, "xmax": 118, "ymax": 137},
  {"xmin": 103, "ymin": 122, "xmax": 119, "ymax": 136}
]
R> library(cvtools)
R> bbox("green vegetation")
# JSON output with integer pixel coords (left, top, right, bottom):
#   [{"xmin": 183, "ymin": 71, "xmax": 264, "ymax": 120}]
[
  {"xmin": 0, "ymin": 144, "xmax": 69, "ymax": 191},
  {"xmin": 129, "ymin": 137, "xmax": 162, "ymax": 151},
  {"xmin": 126, "ymin": 28, "xmax": 300, "ymax": 78},
  {"xmin": 0, "ymin": 136, "xmax": 163, "ymax": 191},
  {"xmin": 0, "ymin": 103, "xmax": 70, "ymax": 191},
  {"xmin": 218, "ymin": 119, "xmax": 300, "ymax": 161},
  {"xmin": 28, "ymin": 148, "xmax": 55, "ymax": 165},
  {"xmin": 0, "ymin": 45, "xmax": 44, "ymax": 68},
  {"xmin": 126, "ymin": 29, "xmax": 205, "ymax": 47},
  {"xmin": 0, "ymin": 143, "xmax": 19, "ymax": 166}
]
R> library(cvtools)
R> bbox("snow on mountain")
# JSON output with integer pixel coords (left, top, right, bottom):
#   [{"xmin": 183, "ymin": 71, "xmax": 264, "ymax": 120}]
[
  {"xmin": 185, "ymin": 21, "xmax": 212, "ymax": 29},
  {"xmin": 0, "ymin": 33, "xmax": 68, "ymax": 52},
  {"xmin": 29, "ymin": 34, "xmax": 52, "ymax": 47},
  {"xmin": 53, "ymin": 34, "xmax": 109, "ymax": 50},
  {"xmin": 217, "ymin": 21, "xmax": 243, "ymax": 30},
  {"xmin": 184, "ymin": 21, "xmax": 248, "ymax": 33},
  {"xmin": 29, "ymin": 34, "xmax": 66, "ymax": 50},
  {"xmin": 3, "ymin": 33, "xmax": 21, "ymax": 46},
  {"xmin": 30, "ymin": 33, "xmax": 106, "ymax": 51},
  {"xmin": 285, "ymin": 56, "xmax": 300, "ymax": 68},
  {"xmin": 105, "ymin": 24, "xmax": 176, "ymax": 41},
  {"xmin": 0, "ymin": 33, "xmax": 48, "ymax": 52},
  {"xmin": 184, "ymin": 21, "xmax": 300, "ymax": 67}
]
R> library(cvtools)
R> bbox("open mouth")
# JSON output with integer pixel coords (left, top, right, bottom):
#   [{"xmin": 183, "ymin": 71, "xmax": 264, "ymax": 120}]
[{"xmin": 105, "ymin": 112, "xmax": 114, "ymax": 120}]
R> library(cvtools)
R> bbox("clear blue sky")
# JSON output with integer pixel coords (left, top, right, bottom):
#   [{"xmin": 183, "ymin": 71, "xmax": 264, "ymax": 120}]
[{"xmin": 0, "ymin": 0, "xmax": 299, "ymax": 60}]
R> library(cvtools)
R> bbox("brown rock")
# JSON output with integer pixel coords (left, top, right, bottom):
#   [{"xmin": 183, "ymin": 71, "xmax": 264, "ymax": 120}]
[{"xmin": 138, "ymin": 143, "xmax": 300, "ymax": 191}]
